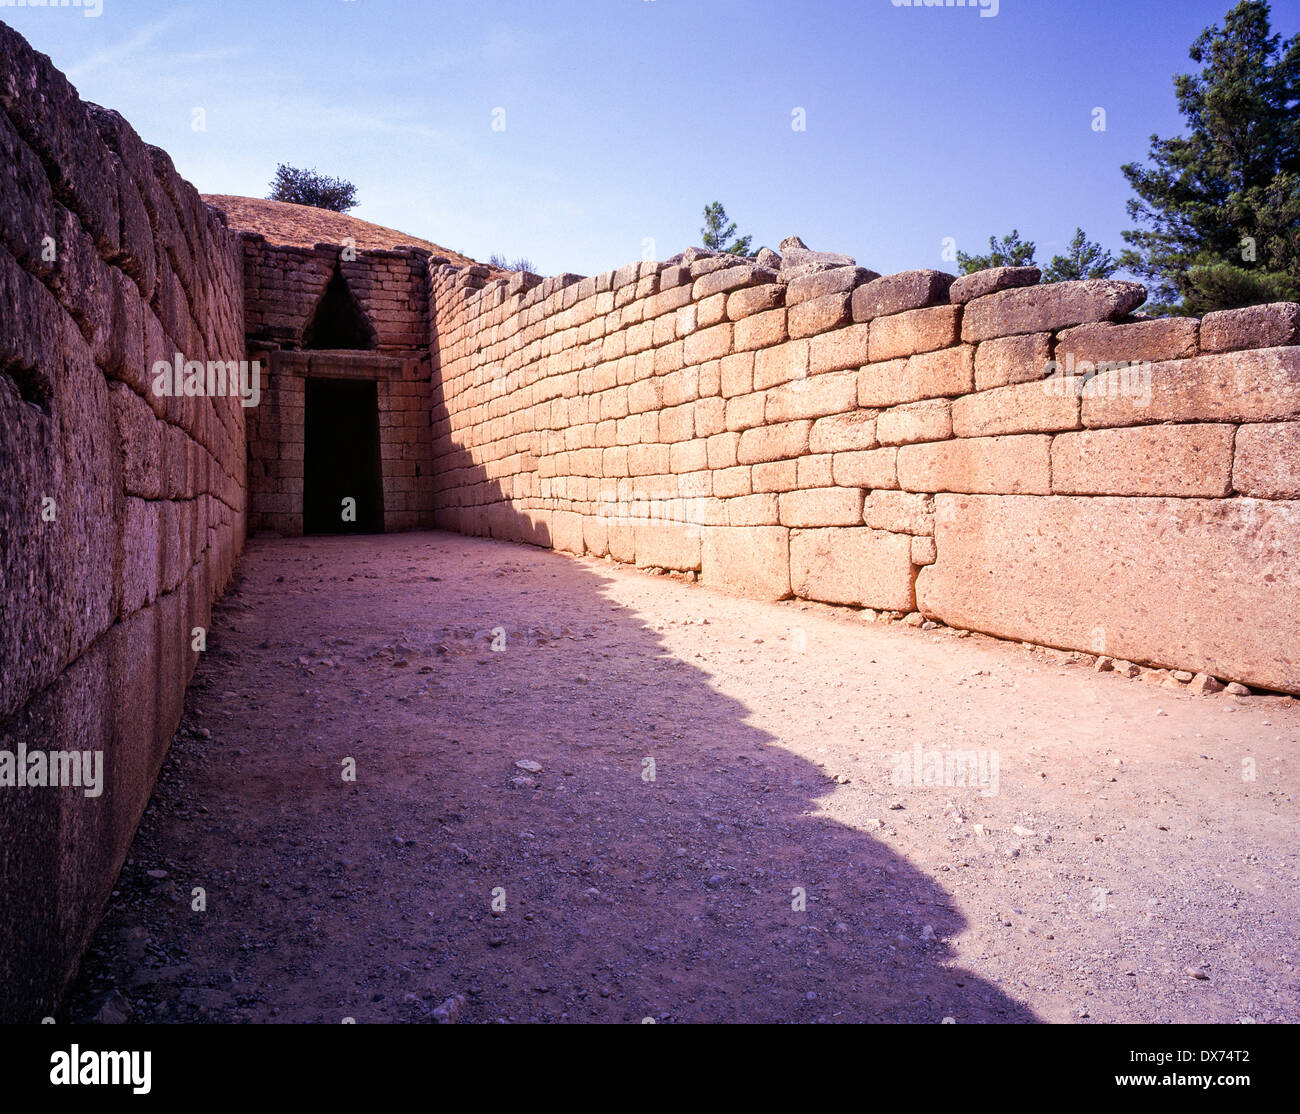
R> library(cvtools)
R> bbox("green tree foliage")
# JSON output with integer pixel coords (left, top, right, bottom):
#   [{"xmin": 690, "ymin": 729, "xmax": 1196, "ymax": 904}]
[
  {"xmin": 1120, "ymin": 1, "xmax": 1300, "ymax": 313},
  {"xmin": 701, "ymin": 202, "xmax": 755, "ymax": 256},
  {"xmin": 267, "ymin": 164, "xmax": 359, "ymax": 213},
  {"xmin": 1042, "ymin": 228, "xmax": 1118, "ymax": 283},
  {"xmin": 955, "ymin": 230, "xmax": 1036, "ymax": 275}
]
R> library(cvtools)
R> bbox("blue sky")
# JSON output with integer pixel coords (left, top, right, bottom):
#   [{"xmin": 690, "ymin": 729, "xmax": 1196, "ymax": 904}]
[{"xmin": 5, "ymin": 0, "xmax": 1296, "ymax": 279}]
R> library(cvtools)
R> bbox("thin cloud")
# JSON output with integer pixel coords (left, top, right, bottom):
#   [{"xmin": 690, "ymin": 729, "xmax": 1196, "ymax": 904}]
[{"xmin": 64, "ymin": 12, "xmax": 186, "ymax": 82}]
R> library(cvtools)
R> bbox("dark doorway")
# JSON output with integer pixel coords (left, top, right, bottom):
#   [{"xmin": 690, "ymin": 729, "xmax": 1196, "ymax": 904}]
[
  {"xmin": 303, "ymin": 378, "xmax": 383, "ymax": 534},
  {"xmin": 302, "ymin": 265, "xmax": 377, "ymax": 350}
]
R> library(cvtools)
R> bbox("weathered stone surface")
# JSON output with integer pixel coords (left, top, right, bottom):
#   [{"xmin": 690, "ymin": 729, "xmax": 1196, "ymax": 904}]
[
  {"xmin": 727, "ymin": 493, "xmax": 780, "ymax": 525},
  {"xmin": 788, "ymin": 292, "xmax": 852, "ymax": 339},
  {"xmin": 1052, "ymin": 424, "xmax": 1236, "ymax": 497},
  {"xmin": 765, "ymin": 372, "xmax": 858, "ymax": 422},
  {"xmin": 734, "ymin": 306, "xmax": 788, "ymax": 352},
  {"xmin": 778, "ymin": 486, "xmax": 864, "ymax": 527},
  {"xmin": 1234, "ymin": 422, "xmax": 1300, "ymax": 499},
  {"xmin": 551, "ymin": 509, "xmax": 585, "ymax": 554},
  {"xmin": 777, "ymin": 236, "xmax": 856, "ymax": 279},
  {"xmin": 809, "ymin": 323, "xmax": 871, "ymax": 375},
  {"xmin": 974, "ymin": 332, "xmax": 1051, "ymax": 391},
  {"xmin": 876, "ymin": 399, "xmax": 953, "ymax": 446},
  {"xmin": 1200, "ymin": 302, "xmax": 1300, "ymax": 354},
  {"xmin": 682, "ymin": 322, "xmax": 732, "ymax": 364},
  {"xmin": 832, "ymin": 447, "xmax": 899, "ymax": 490},
  {"xmin": 693, "ymin": 264, "xmax": 778, "ymax": 301},
  {"xmin": 859, "ymin": 345, "xmax": 974, "ymax": 408},
  {"xmin": 897, "ymin": 435, "xmax": 1052, "ymax": 494},
  {"xmin": 809, "ymin": 410, "xmax": 878, "ymax": 454},
  {"xmin": 918, "ymin": 495, "xmax": 1300, "ymax": 694},
  {"xmin": 1082, "ymin": 347, "xmax": 1300, "ymax": 427},
  {"xmin": 868, "ymin": 305, "xmax": 961, "ymax": 361},
  {"xmin": 786, "ymin": 266, "xmax": 877, "ymax": 307},
  {"xmin": 753, "ymin": 340, "xmax": 809, "ymax": 390},
  {"xmin": 863, "ymin": 490, "xmax": 935, "ymax": 535},
  {"xmin": 1056, "ymin": 318, "xmax": 1198, "ymax": 365},
  {"xmin": 962, "ymin": 280, "xmax": 1146, "ymax": 342},
  {"xmin": 852, "ymin": 270, "xmax": 954, "ymax": 322},
  {"xmin": 912, "ymin": 535, "xmax": 937, "ymax": 565},
  {"xmin": 701, "ymin": 526, "xmax": 791, "ymax": 599},
  {"xmin": 737, "ymin": 420, "xmax": 811, "ymax": 464},
  {"xmin": 727, "ymin": 284, "xmax": 785, "ymax": 321},
  {"xmin": 0, "ymin": 23, "xmax": 248, "ymax": 1024},
  {"xmin": 634, "ymin": 522, "xmax": 701, "ymax": 570},
  {"xmin": 951, "ymin": 377, "xmax": 1082, "ymax": 438},
  {"xmin": 790, "ymin": 527, "xmax": 915, "ymax": 610},
  {"xmin": 947, "ymin": 266, "xmax": 1040, "ymax": 306}
]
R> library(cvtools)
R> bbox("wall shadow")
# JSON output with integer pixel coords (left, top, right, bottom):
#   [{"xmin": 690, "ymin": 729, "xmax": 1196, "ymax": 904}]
[{"xmin": 62, "ymin": 341, "xmax": 1038, "ymax": 1023}]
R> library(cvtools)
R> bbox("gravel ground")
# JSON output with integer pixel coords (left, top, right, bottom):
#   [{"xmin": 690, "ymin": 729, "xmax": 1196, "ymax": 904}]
[{"xmin": 66, "ymin": 531, "xmax": 1299, "ymax": 1024}]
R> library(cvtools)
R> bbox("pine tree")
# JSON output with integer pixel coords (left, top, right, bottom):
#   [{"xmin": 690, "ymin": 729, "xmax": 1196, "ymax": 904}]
[
  {"xmin": 955, "ymin": 230, "xmax": 1037, "ymax": 275},
  {"xmin": 701, "ymin": 202, "xmax": 755, "ymax": 257},
  {"xmin": 1120, "ymin": 1, "xmax": 1300, "ymax": 312},
  {"xmin": 1042, "ymin": 228, "xmax": 1118, "ymax": 283}
]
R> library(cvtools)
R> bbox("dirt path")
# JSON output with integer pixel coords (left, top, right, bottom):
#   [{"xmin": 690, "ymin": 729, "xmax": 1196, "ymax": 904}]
[{"xmin": 67, "ymin": 531, "xmax": 1299, "ymax": 1024}]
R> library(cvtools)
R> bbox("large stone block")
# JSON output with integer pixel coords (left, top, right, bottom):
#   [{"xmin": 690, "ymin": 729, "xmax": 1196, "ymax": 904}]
[
  {"xmin": 692, "ymin": 264, "xmax": 777, "ymax": 301},
  {"xmin": 974, "ymin": 332, "xmax": 1051, "ymax": 391},
  {"xmin": 753, "ymin": 339, "xmax": 809, "ymax": 390},
  {"xmin": 109, "ymin": 382, "xmax": 164, "ymax": 499},
  {"xmin": 737, "ymin": 420, "xmax": 811, "ymax": 464},
  {"xmin": 728, "ymin": 492, "xmax": 779, "ymax": 525},
  {"xmin": 1056, "ymin": 318, "xmax": 1198, "ymax": 365},
  {"xmin": 832, "ymin": 447, "xmax": 899, "ymax": 489},
  {"xmin": 701, "ymin": 525, "xmax": 791, "ymax": 600},
  {"xmin": 734, "ymin": 307, "xmax": 787, "ymax": 352},
  {"xmin": 551, "ymin": 509, "xmax": 585, "ymax": 554},
  {"xmin": 808, "ymin": 323, "xmax": 871, "ymax": 375},
  {"xmin": 727, "ymin": 283, "xmax": 785, "ymax": 321},
  {"xmin": 852, "ymin": 270, "xmax": 954, "ymax": 322},
  {"xmin": 897, "ymin": 435, "xmax": 1051, "ymax": 494},
  {"xmin": 788, "ymin": 292, "xmax": 852, "ymax": 339},
  {"xmin": 1052, "ymin": 424, "xmax": 1235, "ymax": 498},
  {"xmin": 918, "ymin": 494, "xmax": 1300, "ymax": 694},
  {"xmin": 785, "ymin": 265, "xmax": 874, "ymax": 307},
  {"xmin": 863, "ymin": 490, "xmax": 935, "ymax": 535},
  {"xmin": 0, "ymin": 23, "xmax": 120, "ymax": 256},
  {"xmin": 682, "ymin": 322, "xmax": 732, "ymax": 364},
  {"xmin": 764, "ymin": 371, "xmax": 857, "ymax": 423},
  {"xmin": 790, "ymin": 527, "xmax": 915, "ymax": 610},
  {"xmin": 1081, "ymin": 347, "xmax": 1300, "ymax": 427},
  {"xmin": 1200, "ymin": 302, "xmax": 1300, "ymax": 354},
  {"xmin": 868, "ymin": 306, "xmax": 961, "ymax": 361},
  {"xmin": 859, "ymin": 345, "xmax": 974, "ymax": 408},
  {"xmin": 951, "ymin": 377, "xmax": 1082, "ymax": 438},
  {"xmin": 809, "ymin": 410, "xmax": 878, "ymax": 453},
  {"xmin": 778, "ymin": 486, "xmax": 864, "ymax": 527},
  {"xmin": 634, "ymin": 522, "xmax": 701, "ymax": 570},
  {"xmin": 948, "ymin": 266, "xmax": 1040, "ymax": 306},
  {"xmin": 876, "ymin": 399, "xmax": 953, "ymax": 446},
  {"xmin": 1234, "ymin": 422, "xmax": 1300, "ymax": 499},
  {"xmin": 962, "ymin": 279, "xmax": 1146, "ymax": 342}
]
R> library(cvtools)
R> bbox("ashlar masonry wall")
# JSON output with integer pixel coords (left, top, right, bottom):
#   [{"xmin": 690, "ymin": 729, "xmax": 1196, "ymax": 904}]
[
  {"xmin": 238, "ymin": 238, "xmax": 437, "ymax": 534},
  {"xmin": 0, "ymin": 24, "xmax": 246, "ymax": 1021},
  {"xmin": 428, "ymin": 245, "xmax": 1300, "ymax": 696}
]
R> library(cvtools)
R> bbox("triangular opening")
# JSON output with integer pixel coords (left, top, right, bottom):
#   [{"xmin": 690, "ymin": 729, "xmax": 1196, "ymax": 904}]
[{"xmin": 302, "ymin": 264, "xmax": 378, "ymax": 350}]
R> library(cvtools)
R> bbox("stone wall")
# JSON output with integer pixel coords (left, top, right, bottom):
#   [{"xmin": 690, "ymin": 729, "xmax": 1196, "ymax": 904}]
[
  {"xmin": 428, "ymin": 245, "xmax": 1300, "ymax": 695},
  {"xmin": 239, "ymin": 240, "xmax": 435, "ymax": 535},
  {"xmin": 0, "ymin": 24, "xmax": 246, "ymax": 1021}
]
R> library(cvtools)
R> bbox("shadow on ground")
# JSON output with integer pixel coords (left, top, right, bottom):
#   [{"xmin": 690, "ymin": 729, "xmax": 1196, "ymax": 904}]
[{"xmin": 66, "ymin": 529, "xmax": 1036, "ymax": 1023}]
